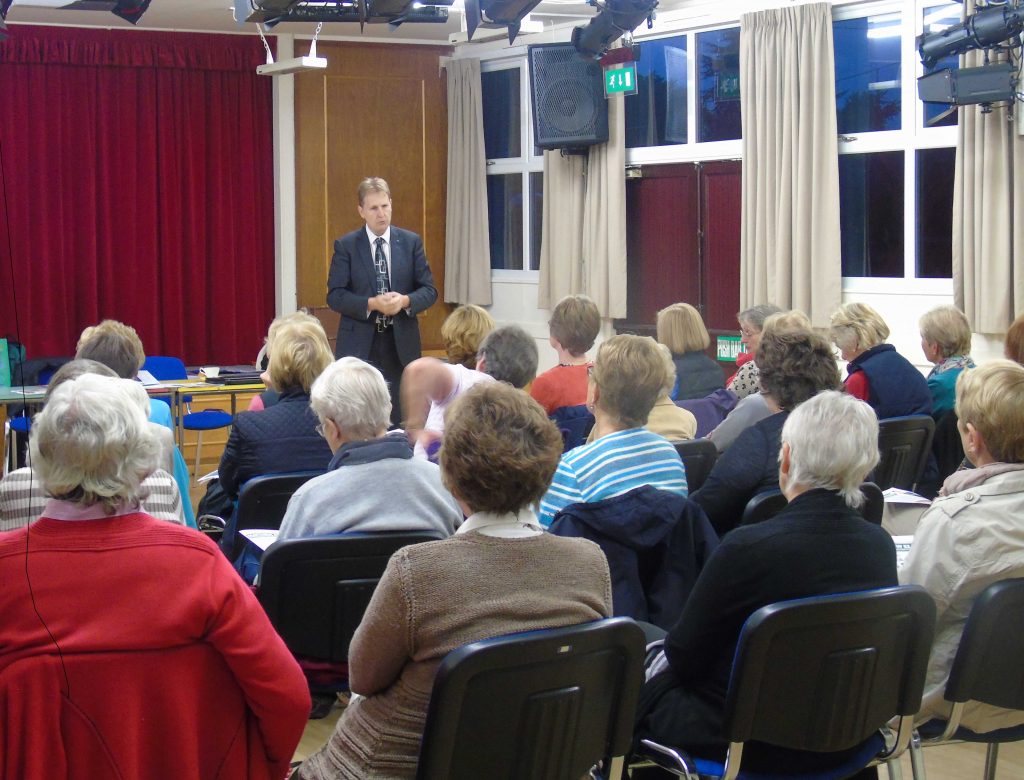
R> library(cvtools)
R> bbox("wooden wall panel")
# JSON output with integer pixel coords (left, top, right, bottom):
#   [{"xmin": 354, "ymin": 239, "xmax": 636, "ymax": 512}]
[{"xmin": 295, "ymin": 42, "xmax": 452, "ymax": 352}]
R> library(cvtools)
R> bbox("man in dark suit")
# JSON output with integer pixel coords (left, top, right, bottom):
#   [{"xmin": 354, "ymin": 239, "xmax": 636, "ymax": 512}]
[{"xmin": 327, "ymin": 177, "xmax": 437, "ymax": 426}]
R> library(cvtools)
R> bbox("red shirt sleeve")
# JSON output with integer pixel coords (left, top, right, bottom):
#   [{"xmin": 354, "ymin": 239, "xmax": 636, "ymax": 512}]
[{"xmin": 845, "ymin": 371, "xmax": 870, "ymax": 401}]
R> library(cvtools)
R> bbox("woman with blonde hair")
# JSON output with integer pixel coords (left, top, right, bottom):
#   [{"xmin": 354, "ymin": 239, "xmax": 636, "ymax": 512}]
[
  {"xmin": 657, "ymin": 302, "xmax": 724, "ymax": 401},
  {"xmin": 218, "ymin": 313, "xmax": 334, "ymax": 499},
  {"xmin": 919, "ymin": 305, "xmax": 975, "ymax": 415},
  {"xmin": 901, "ymin": 361, "xmax": 1024, "ymax": 733},
  {"xmin": 830, "ymin": 302, "xmax": 931, "ymax": 418},
  {"xmin": 441, "ymin": 303, "xmax": 495, "ymax": 369}
]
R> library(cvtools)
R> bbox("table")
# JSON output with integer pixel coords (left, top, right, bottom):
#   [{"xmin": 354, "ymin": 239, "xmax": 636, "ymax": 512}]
[{"xmin": 153, "ymin": 379, "xmax": 266, "ymax": 447}]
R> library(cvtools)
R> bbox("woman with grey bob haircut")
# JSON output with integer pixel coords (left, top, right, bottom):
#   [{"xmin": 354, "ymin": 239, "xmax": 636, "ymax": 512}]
[
  {"xmin": 779, "ymin": 390, "xmax": 879, "ymax": 509},
  {"xmin": 31, "ymin": 374, "xmax": 159, "ymax": 513}
]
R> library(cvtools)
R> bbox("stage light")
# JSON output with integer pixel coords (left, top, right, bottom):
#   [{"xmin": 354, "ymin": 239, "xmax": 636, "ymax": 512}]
[
  {"xmin": 572, "ymin": 0, "xmax": 658, "ymax": 60},
  {"xmin": 917, "ymin": 4, "xmax": 1024, "ymax": 69}
]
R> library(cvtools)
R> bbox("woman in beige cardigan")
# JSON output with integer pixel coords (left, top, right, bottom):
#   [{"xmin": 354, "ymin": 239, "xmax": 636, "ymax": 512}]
[{"xmin": 295, "ymin": 382, "xmax": 613, "ymax": 780}]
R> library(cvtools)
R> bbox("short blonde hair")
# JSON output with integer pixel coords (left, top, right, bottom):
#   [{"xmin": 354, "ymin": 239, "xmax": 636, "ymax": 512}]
[
  {"xmin": 550, "ymin": 295, "xmax": 601, "ymax": 356},
  {"xmin": 919, "ymin": 305, "xmax": 972, "ymax": 360},
  {"xmin": 956, "ymin": 360, "xmax": 1024, "ymax": 464},
  {"xmin": 657, "ymin": 303, "xmax": 710, "ymax": 354},
  {"xmin": 265, "ymin": 312, "xmax": 333, "ymax": 393},
  {"xmin": 829, "ymin": 302, "xmax": 890, "ymax": 354},
  {"xmin": 357, "ymin": 177, "xmax": 390, "ymax": 205},
  {"xmin": 762, "ymin": 310, "xmax": 812, "ymax": 336},
  {"xmin": 441, "ymin": 305, "xmax": 495, "ymax": 369},
  {"xmin": 592, "ymin": 335, "xmax": 670, "ymax": 428},
  {"xmin": 656, "ymin": 343, "xmax": 677, "ymax": 395},
  {"xmin": 31, "ymin": 374, "xmax": 159, "ymax": 512},
  {"xmin": 75, "ymin": 320, "xmax": 146, "ymax": 379}
]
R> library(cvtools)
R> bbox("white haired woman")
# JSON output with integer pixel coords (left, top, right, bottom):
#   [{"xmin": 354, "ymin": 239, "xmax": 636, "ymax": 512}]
[
  {"xmin": 635, "ymin": 391, "xmax": 897, "ymax": 770},
  {"xmin": 0, "ymin": 374, "xmax": 310, "ymax": 778},
  {"xmin": 276, "ymin": 356, "xmax": 462, "ymax": 540}
]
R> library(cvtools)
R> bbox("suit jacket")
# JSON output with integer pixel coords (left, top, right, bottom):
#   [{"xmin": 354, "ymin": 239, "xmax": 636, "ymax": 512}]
[{"xmin": 327, "ymin": 225, "xmax": 437, "ymax": 365}]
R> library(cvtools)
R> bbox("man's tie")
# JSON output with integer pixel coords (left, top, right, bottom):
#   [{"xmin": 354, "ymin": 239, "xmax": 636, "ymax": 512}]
[{"xmin": 374, "ymin": 236, "xmax": 392, "ymax": 331}]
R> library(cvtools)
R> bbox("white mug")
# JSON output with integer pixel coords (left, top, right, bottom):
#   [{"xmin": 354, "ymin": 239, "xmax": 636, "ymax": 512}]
[{"xmin": 201, "ymin": 366, "xmax": 221, "ymax": 378}]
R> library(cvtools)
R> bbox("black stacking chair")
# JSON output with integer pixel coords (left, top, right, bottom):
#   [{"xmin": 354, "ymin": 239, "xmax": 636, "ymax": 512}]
[
  {"xmin": 674, "ymin": 439, "xmax": 718, "ymax": 493},
  {"xmin": 860, "ymin": 481, "xmax": 885, "ymax": 525},
  {"xmin": 416, "ymin": 617, "xmax": 646, "ymax": 780},
  {"xmin": 875, "ymin": 415, "xmax": 935, "ymax": 491},
  {"xmin": 739, "ymin": 489, "xmax": 787, "ymax": 527},
  {"xmin": 259, "ymin": 531, "xmax": 445, "ymax": 663},
  {"xmin": 634, "ymin": 586, "xmax": 937, "ymax": 780},
  {"xmin": 221, "ymin": 470, "xmax": 323, "ymax": 560},
  {"xmin": 910, "ymin": 578, "xmax": 1024, "ymax": 780}
]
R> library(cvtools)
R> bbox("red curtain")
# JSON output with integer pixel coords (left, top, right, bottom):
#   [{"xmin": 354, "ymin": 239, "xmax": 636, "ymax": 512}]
[{"xmin": 0, "ymin": 25, "xmax": 275, "ymax": 365}]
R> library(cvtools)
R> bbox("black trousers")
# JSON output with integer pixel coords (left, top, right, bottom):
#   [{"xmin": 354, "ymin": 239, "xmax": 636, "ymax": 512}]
[{"xmin": 368, "ymin": 324, "xmax": 404, "ymax": 428}]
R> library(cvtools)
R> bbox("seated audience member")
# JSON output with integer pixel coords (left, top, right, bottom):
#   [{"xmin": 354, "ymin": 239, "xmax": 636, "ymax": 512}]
[
  {"xmin": 657, "ymin": 302, "xmax": 724, "ymax": 401},
  {"xmin": 0, "ymin": 361, "xmax": 186, "ymax": 530},
  {"xmin": 919, "ymin": 304, "xmax": 975, "ymax": 416},
  {"xmin": 1005, "ymin": 312, "xmax": 1024, "ymax": 365},
  {"xmin": 75, "ymin": 319, "xmax": 174, "ymax": 431},
  {"xmin": 402, "ymin": 324, "xmax": 538, "ymax": 456},
  {"xmin": 0, "ymin": 374, "xmax": 310, "ymax": 777},
  {"xmin": 635, "ymin": 391, "xmax": 897, "ymax": 765},
  {"xmin": 538, "ymin": 334, "xmax": 687, "ymax": 527},
  {"xmin": 293, "ymin": 383, "xmax": 612, "ymax": 780},
  {"xmin": 691, "ymin": 326, "xmax": 840, "ymax": 536},
  {"xmin": 277, "ymin": 357, "xmax": 462, "ymax": 540},
  {"xmin": 74, "ymin": 319, "xmax": 194, "ymax": 525},
  {"xmin": 440, "ymin": 303, "xmax": 496, "ymax": 369},
  {"xmin": 900, "ymin": 360, "xmax": 1024, "ymax": 733},
  {"xmin": 830, "ymin": 302, "xmax": 932, "ymax": 418},
  {"xmin": 708, "ymin": 310, "xmax": 810, "ymax": 453},
  {"xmin": 585, "ymin": 344, "xmax": 696, "ymax": 444},
  {"xmin": 218, "ymin": 313, "xmax": 334, "ymax": 500},
  {"xmin": 530, "ymin": 294, "xmax": 601, "ymax": 414},
  {"xmin": 727, "ymin": 304, "xmax": 782, "ymax": 399}
]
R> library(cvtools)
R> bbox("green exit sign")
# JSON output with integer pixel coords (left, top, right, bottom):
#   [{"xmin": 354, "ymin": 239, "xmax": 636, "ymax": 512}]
[
  {"xmin": 717, "ymin": 334, "xmax": 743, "ymax": 362},
  {"xmin": 604, "ymin": 63, "xmax": 638, "ymax": 97}
]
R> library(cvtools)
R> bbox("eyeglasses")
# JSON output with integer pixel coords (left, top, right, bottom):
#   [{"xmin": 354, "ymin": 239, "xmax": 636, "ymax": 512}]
[
  {"xmin": 315, "ymin": 423, "xmax": 325, "ymax": 438},
  {"xmin": 587, "ymin": 364, "xmax": 595, "ymax": 378},
  {"xmin": 740, "ymin": 327, "xmax": 757, "ymax": 339}
]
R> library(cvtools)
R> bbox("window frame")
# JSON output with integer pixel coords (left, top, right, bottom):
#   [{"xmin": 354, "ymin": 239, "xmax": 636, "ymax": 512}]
[{"xmin": 480, "ymin": 56, "xmax": 544, "ymax": 280}]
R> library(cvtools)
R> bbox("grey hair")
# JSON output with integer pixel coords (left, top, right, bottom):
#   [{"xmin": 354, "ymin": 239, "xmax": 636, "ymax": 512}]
[
  {"xmin": 310, "ymin": 357, "xmax": 391, "ymax": 441},
  {"xmin": 780, "ymin": 390, "xmax": 879, "ymax": 509},
  {"xmin": 478, "ymin": 325, "xmax": 538, "ymax": 389},
  {"xmin": 30, "ymin": 374, "xmax": 159, "ymax": 513},
  {"xmin": 738, "ymin": 303, "xmax": 783, "ymax": 331}
]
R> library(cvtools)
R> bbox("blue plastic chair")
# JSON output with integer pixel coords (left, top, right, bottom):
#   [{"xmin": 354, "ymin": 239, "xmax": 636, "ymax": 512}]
[{"xmin": 142, "ymin": 356, "xmax": 232, "ymax": 477}]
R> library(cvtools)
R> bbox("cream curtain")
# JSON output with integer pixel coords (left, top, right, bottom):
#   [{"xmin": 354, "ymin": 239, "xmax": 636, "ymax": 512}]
[
  {"xmin": 739, "ymin": 2, "xmax": 841, "ymax": 327},
  {"xmin": 953, "ymin": 0, "xmax": 1024, "ymax": 332},
  {"xmin": 443, "ymin": 58, "xmax": 492, "ymax": 305},
  {"xmin": 538, "ymin": 94, "xmax": 627, "ymax": 318}
]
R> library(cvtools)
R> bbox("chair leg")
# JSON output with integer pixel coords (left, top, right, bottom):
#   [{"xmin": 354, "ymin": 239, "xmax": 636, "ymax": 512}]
[
  {"xmin": 604, "ymin": 756, "xmax": 625, "ymax": 780},
  {"xmin": 908, "ymin": 733, "xmax": 926, "ymax": 780},
  {"xmin": 193, "ymin": 430, "xmax": 203, "ymax": 480},
  {"xmin": 982, "ymin": 743, "xmax": 998, "ymax": 780},
  {"xmin": 886, "ymin": 757, "xmax": 905, "ymax": 780}
]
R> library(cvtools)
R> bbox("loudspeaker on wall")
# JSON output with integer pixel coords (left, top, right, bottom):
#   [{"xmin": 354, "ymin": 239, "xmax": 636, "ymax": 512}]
[{"xmin": 528, "ymin": 43, "xmax": 609, "ymax": 150}]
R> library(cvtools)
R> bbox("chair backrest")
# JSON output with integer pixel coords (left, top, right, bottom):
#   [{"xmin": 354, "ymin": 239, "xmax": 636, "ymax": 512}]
[
  {"xmin": 259, "ymin": 531, "xmax": 446, "ymax": 662},
  {"xmin": 945, "ymin": 578, "xmax": 1024, "ymax": 710},
  {"xmin": 860, "ymin": 482, "xmax": 884, "ymax": 525},
  {"xmin": 550, "ymin": 404, "xmax": 596, "ymax": 452},
  {"xmin": 416, "ymin": 618, "xmax": 646, "ymax": 780},
  {"xmin": 673, "ymin": 438, "xmax": 718, "ymax": 493},
  {"xmin": 922, "ymin": 409, "xmax": 965, "ymax": 498},
  {"xmin": 724, "ymin": 586, "xmax": 936, "ymax": 752},
  {"xmin": 874, "ymin": 415, "xmax": 935, "ymax": 491},
  {"xmin": 226, "ymin": 470, "xmax": 323, "ymax": 559},
  {"xmin": 740, "ymin": 489, "xmax": 786, "ymax": 526},
  {"xmin": 142, "ymin": 355, "xmax": 188, "ymax": 381}
]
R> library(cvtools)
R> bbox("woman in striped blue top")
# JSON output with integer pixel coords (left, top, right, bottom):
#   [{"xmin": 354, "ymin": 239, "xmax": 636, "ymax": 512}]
[{"xmin": 539, "ymin": 334, "xmax": 688, "ymax": 527}]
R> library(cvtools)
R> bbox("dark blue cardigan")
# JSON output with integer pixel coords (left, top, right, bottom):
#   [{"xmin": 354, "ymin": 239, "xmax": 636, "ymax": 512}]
[{"xmin": 848, "ymin": 343, "xmax": 932, "ymax": 419}]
